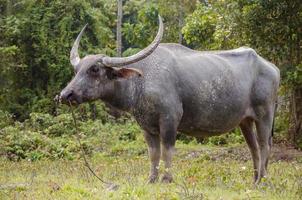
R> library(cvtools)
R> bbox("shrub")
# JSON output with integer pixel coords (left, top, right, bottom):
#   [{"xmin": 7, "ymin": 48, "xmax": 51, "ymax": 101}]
[
  {"xmin": 44, "ymin": 114, "xmax": 75, "ymax": 136},
  {"xmin": 0, "ymin": 109, "xmax": 13, "ymax": 129},
  {"xmin": 28, "ymin": 112, "xmax": 55, "ymax": 130},
  {"xmin": 1, "ymin": 126, "xmax": 47, "ymax": 161},
  {"xmin": 0, "ymin": 107, "xmax": 144, "ymax": 161},
  {"xmin": 0, "ymin": 103, "xmax": 246, "ymax": 161},
  {"xmin": 201, "ymin": 129, "xmax": 244, "ymax": 146}
]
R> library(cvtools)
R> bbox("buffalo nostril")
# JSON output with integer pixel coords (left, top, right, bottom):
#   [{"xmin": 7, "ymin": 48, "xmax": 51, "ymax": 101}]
[{"xmin": 66, "ymin": 91, "xmax": 74, "ymax": 100}]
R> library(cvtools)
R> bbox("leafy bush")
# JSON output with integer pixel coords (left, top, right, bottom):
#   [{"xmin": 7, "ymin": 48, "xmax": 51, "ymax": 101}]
[
  {"xmin": 31, "ymin": 98, "xmax": 55, "ymax": 114},
  {"xmin": 28, "ymin": 112, "xmax": 55, "ymax": 130},
  {"xmin": 0, "ymin": 97, "xmax": 248, "ymax": 162},
  {"xmin": 0, "ymin": 109, "xmax": 13, "ymax": 129},
  {"xmin": 0, "ymin": 0, "xmax": 116, "ymax": 120},
  {"xmin": 1, "ymin": 126, "xmax": 47, "ymax": 161},
  {"xmin": 0, "ymin": 105, "xmax": 145, "ymax": 161},
  {"xmin": 201, "ymin": 129, "xmax": 244, "ymax": 146},
  {"xmin": 44, "ymin": 114, "xmax": 75, "ymax": 136}
]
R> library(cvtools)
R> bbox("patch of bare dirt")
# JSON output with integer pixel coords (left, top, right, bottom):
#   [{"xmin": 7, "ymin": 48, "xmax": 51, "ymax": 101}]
[
  {"xmin": 182, "ymin": 144, "xmax": 302, "ymax": 162},
  {"xmin": 271, "ymin": 144, "xmax": 302, "ymax": 161}
]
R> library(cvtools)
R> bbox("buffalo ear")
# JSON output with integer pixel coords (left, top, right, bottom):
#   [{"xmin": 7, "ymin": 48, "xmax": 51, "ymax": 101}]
[{"xmin": 107, "ymin": 67, "xmax": 143, "ymax": 79}]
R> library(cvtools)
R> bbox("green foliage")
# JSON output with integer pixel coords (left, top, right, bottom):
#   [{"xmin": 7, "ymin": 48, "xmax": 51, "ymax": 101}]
[
  {"xmin": 182, "ymin": 0, "xmax": 247, "ymax": 50},
  {"xmin": 123, "ymin": 2, "xmax": 159, "ymax": 49},
  {"xmin": 0, "ymin": 0, "xmax": 115, "ymax": 120},
  {"xmin": 201, "ymin": 129, "xmax": 244, "ymax": 146},
  {"xmin": 0, "ymin": 110, "xmax": 13, "ymax": 129},
  {"xmin": 157, "ymin": 0, "xmax": 197, "ymax": 43},
  {"xmin": 1, "ymin": 125, "xmax": 48, "ymax": 161},
  {"xmin": 122, "ymin": 47, "xmax": 141, "ymax": 57},
  {"xmin": 286, "ymin": 64, "xmax": 302, "ymax": 87},
  {"xmin": 0, "ymin": 102, "xmax": 146, "ymax": 161},
  {"xmin": 0, "ymin": 104, "xmax": 245, "ymax": 161},
  {"xmin": 122, "ymin": 0, "xmax": 197, "ymax": 49},
  {"xmin": 182, "ymin": 2, "xmax": 218, "ymax": 49}
]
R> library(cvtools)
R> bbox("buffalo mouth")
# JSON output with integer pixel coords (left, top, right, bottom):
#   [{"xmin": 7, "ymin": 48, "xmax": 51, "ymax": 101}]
[
  {"xmin": 68, "ymin": 94, "xmax": 83, "ymax": 105},
  {"xmin": 68, "ymin": 98, "xmax": 82, "ymax": 105},
  {"xmin": 58, "ymin": 92, "xmax": 83, "ymax": 106}
]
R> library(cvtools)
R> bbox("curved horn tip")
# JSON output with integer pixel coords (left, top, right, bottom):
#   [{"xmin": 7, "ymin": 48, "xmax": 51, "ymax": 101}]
[
  {"xmin": 82, "ymin": 23, "xmax": 88, "ymax": 30},
  {"xmin": 76, "ymin": 24, "xmax": 88, "ymax": 40},
  {"xmin": 158, "ymin": 15, "xmax": 162, "ymax": 22},
  {"xmin": 157, "ymin": 15, "xmax": 163, "ymax": 36},
  {"xmin": 70, "ymin": 23, "xmax": 88, "ymax": 68},
  {"xmin": 157, "ymin": 15, "xmax": 163, "ymax": 28},
  {"xmin": 101, "ymin": 16, "xmax": 164, "ymax": 67}
]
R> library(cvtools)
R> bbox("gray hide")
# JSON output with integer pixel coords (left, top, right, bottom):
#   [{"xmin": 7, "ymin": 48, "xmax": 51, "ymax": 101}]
[{"xmin": 60, "ymin": 18, "xmax": 280, "ymax": 184}]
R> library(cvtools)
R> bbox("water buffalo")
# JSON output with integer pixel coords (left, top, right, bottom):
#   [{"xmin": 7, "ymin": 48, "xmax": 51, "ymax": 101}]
[{"xmin": 60, "ymin": 16, "xmax": 280, "ymax": 183}]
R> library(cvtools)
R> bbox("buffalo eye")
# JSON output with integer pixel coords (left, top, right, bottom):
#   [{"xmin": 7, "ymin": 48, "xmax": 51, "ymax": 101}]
[{"xmin": 89, "ymin": 65, "xmax": 100, "ymax": 75}]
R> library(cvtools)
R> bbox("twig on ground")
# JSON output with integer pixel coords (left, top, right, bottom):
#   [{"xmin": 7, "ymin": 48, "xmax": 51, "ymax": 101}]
[{"xmin": 68, "ymin": 101, "xmax": 119, "ymax": 191}]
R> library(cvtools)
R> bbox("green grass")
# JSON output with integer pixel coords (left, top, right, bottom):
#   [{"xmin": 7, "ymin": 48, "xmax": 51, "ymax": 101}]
[{"xmin": 1, "ymin": 143, "xmax": 302, "ymax": 200}]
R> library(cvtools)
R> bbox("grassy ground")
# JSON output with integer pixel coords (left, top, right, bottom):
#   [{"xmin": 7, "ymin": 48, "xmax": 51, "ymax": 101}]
[{"xmin": 1, "ymin": 142, "xmax": 302, "ymax": 200}]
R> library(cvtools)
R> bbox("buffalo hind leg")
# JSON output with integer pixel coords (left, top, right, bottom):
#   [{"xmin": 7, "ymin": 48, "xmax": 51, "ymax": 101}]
[
  {"xmin": 144, "ymin": 131, "xmax": 161, "ymax": 183},
  {"xmin": 255, "ymin": 107, "xmax": 274, "ymax": 183},
  {"xmin": 240, "ymin": 118, "xmax": 260, "ymax": 182}
]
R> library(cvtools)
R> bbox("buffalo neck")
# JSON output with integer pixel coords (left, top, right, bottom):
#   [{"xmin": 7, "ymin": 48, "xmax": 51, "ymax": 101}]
[{"xmin": 101, "ymin": 78, "xmax": 141, "ymax": 112}]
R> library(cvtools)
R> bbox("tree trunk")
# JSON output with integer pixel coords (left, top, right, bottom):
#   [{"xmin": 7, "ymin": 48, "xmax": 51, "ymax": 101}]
[
  {"xmin": 105, "ymin": 0, "xmax": 124, "ymax": 119},
  {"xmin": 289, "ymin": 17, "xmax": 302, "ymax": 148},
  {"xmin": 116, "ymin": 0, "xmax": 123, "ymax": 57},
  {"xmin": 6, "ymin": 0, "xmax": 12, "ymax": 16},
  {"xmin": 291, "ymin": 88, "xmax": 302, "ymax": 148},
  {"xmin": 178, "ymin": 0, "xmax": 184, "ymax": 44},
  {"xmin": 294, "ymin": 29, "xmax": 302, "ymax": 148}
]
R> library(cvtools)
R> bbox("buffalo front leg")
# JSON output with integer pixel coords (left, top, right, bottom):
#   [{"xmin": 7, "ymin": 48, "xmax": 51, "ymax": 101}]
[
  {"xmin": 159, "ymin": 115, "xmax": 178, "ymax": 183},
  {"xmin": 240, "ymin": 118, "xmax": 260, "ymax": 182},
  {"xmin": 144, "ymin": 131, "xmax": 160, "ymax": 183},
  {"xmin": 161, "ymin": 144, "xmax": 175, "ymax": 183}
]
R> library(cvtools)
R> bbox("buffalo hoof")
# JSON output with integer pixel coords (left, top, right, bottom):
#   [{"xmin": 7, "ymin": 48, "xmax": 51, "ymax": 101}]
[
  {"xmin": 255, "ymin": 175, "xmax": 268, "ymax": 185},
  {"xmin": 253, "ymin": 171, "xmax": 259, "ymax": 184},
  {"xmin": 161, "ymin": 175, "xmax": 173, "ymax": 183},
  {"xmin": 254, "ymin": 170, "xmax": 267, "ymax": 184},
  {"xmin": 254, "ymin": 174, "xmax": 259, "ymax": 184},
  {"xmin": 147, "ymin": 175, "xmax": 158, "ymax": 184}
]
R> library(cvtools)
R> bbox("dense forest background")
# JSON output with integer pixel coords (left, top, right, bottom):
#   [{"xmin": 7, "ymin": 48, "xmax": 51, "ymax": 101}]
[{"xmin": 0, "ymin": 0, "xmax": 301, "ymax": 161}]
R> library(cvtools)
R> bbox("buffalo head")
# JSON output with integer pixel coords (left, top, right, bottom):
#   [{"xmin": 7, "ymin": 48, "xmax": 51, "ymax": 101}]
[{"xmin": 60, "ymin": 16, "xmax": 163, "ymax": 104}]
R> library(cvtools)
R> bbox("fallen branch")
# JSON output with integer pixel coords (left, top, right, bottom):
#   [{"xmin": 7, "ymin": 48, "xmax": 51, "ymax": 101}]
[{"xmin": 68, "ymin": 101, "xmax": 119, "ymax": 191}]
